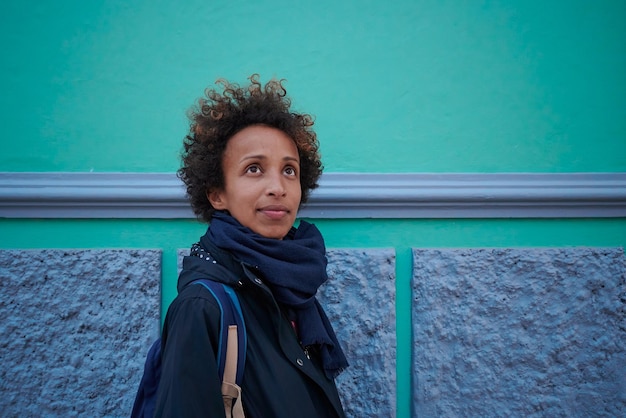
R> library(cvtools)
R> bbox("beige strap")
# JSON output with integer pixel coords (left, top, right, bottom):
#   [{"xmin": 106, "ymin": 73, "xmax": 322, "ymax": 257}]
[
  {"xmin": 222, "ymin": 381, "xmax": 244, "ymax": 418},
  {"xmin": 222, "ymin": 325, "xmax": 245, "ymax": 418},
  {"xmin": 224, "ymin": 325, "xmax": 238, "ymax": 385}
]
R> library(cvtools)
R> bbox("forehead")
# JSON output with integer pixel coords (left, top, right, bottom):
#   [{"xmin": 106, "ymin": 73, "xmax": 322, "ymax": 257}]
[{"xmin": 224, "ymin": 125, "xmax": 299, "ymax": 160}]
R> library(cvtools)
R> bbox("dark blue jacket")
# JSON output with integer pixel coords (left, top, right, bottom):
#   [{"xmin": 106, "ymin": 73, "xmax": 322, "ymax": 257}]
[{"xmin": 155, "ymin": 237, "xmax": 346, "ymax": 418}]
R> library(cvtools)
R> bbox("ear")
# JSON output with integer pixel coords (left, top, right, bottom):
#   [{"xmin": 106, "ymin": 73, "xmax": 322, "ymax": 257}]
[{"xmin": 207, "ymin": 189, "xmax": 227, "ymax": 210}]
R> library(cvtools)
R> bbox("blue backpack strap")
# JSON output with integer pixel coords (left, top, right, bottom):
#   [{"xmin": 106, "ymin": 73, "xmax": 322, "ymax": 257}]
[{"xmin": 192, "ymin": 280, "xmax": 247, "ymax": 387}]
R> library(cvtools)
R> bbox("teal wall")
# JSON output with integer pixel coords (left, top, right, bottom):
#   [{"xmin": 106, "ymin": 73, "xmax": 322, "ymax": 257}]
[
  {"xmin": 1, "ymin": 0, "xmax": 625, "ymax": 173},
  {"xmin": 1, "ymin": 1, "xmax": 625, "ymax": 417}
]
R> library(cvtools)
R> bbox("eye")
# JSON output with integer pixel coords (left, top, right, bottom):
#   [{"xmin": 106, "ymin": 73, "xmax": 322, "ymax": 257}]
[
  {"xmin": 284, "ymin": 166, "xmax": 298, "ymax": 176},
  {"xmin": 245, "ymin": 164, "xmax": 262, "ymax": 175}
]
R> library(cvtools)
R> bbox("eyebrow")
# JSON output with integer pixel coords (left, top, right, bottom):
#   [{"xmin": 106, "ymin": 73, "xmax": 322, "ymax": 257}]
[{"xmin": 239, "ymin": 155, "xmax": 300, "ymax": 164}]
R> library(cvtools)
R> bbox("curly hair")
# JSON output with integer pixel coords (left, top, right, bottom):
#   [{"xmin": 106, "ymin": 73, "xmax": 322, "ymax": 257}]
[{"xmin": 177, "ymin": 74, "xmax": 323, "ymax": 223}]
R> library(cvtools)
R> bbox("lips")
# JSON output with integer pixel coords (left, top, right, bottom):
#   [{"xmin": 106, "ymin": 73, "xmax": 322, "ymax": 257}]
[{"xmin": 258, "ymin": 205, "xmax": 290, "ymax": 220}]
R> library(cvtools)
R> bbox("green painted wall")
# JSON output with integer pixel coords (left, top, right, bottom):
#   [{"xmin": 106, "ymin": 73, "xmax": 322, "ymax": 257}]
[
  {"xmin": 1, "ymin": 1, "xmax": 625, "ymax": 417},
  {"xmin": 1, "ymin": 0, "xmax": 625, "ymax": 173}
]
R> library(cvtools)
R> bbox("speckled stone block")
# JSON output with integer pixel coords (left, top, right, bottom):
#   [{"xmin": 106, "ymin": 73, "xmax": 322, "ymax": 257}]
[
  {"xmin": 322, "ymin": 249, "xmax": 397, "ymax": 418},
  {"xmin": 0, "ymin": 249, "xmax": 161, "ymax": 417},
  {"xmin": 177, "ymin": 247, "xmax": 397, "ymax": 417},
  {"xmin": 412, "ymin": 248, "xmax": 626, "ymax": 418}
]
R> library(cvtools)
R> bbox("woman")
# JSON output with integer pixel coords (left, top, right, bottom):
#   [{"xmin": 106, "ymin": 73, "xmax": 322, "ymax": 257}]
[{"xmin": 155, "ymin": 75, "xmax": 348, "ymax": 417}]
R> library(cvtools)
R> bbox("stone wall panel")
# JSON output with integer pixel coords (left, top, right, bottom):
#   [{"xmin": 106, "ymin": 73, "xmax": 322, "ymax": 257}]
[
  {"xmin": 323, "ymin": 248, "xmax": 397, "ymax": 418},
  {"xmin": 0, "ymin": 249, "xmax": 161, "ymax": 417},
  {"xmin": 412, "ymin": 248, "xmax": 626, "ymax": 417}
]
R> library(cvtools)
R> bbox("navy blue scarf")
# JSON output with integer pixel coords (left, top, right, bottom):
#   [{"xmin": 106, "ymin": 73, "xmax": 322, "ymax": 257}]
[{"xmin": 205, "ymin": 211, "xmax": 348, "ymax": 378}]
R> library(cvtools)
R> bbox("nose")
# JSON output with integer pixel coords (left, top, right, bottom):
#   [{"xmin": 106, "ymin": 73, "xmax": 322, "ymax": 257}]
[{"xmin": 266, "ymin": 172, "xmax": 286, "ymax": 197}]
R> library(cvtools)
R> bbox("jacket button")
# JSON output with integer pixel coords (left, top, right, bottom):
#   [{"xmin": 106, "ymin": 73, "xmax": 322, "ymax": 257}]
[
  {"xmin": 254, "ymin": 278, "xmax": 263, "ymax": 285},
  {"xmin": 296, "ymin": 358, "xmax": 304, "ymax": 366}
]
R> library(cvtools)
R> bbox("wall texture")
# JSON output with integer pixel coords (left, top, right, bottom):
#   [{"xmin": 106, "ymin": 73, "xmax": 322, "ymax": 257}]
[
  {"xmin": 0, "ymin": 249, "xmax": 161, "ymax": 417},
  {"xmin": 412, "ymin": 248, "xmax": 626, "ymax": 417},
  {"xmin": 323, "ymin": 249, "xmax": 397, "ymax": 417},
  {"xmin": 1, "ymin": 248, "xmax": 396, "ymax": 417}
]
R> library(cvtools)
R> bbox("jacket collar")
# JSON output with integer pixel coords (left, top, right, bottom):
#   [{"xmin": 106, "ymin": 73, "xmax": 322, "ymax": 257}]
[{"xmin": 177, "ymin": 236, "xmax": 249, "ymax": 293}]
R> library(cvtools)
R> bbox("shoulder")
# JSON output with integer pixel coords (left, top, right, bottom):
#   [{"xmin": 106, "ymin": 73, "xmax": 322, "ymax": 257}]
[{"xmin": 164, "ymin": 282, "xmax": 225, "ymax": 331}]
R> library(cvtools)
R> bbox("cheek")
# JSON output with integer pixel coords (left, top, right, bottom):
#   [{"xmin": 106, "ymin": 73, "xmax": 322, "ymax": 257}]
[{"xmin": 292, "ymin": 182, "xmax": 303, "ymax": 202}]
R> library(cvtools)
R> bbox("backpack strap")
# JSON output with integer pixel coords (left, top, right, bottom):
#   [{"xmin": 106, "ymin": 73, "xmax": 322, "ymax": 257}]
[{"xmin": 192, "ymin": 280, "xmax": 247, "ymax": 418}]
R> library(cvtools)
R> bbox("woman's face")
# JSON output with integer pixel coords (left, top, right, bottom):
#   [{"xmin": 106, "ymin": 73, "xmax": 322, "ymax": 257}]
[{"xmin": 209, "ymin": 125, "xmax": 302, "ymax": 239}]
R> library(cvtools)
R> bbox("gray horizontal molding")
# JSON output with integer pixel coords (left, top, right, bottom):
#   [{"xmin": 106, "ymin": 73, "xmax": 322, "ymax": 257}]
[{"xmin": 1, "ymin": 172, "xmax": 625, "ymax": 219}]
